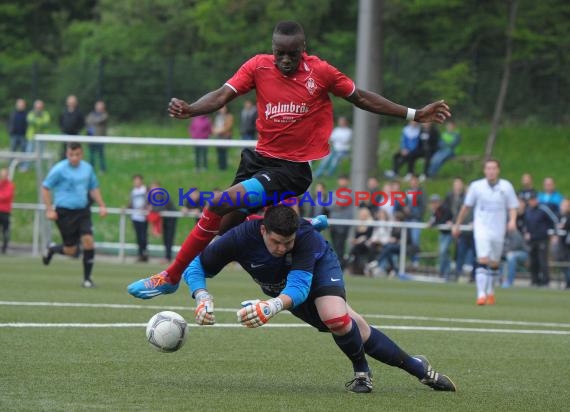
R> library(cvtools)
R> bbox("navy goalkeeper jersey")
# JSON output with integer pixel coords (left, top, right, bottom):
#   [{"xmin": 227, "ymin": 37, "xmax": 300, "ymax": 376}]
[{"xmin": 200, "ymin": 218, "xmax": 327, "ymax": 296}]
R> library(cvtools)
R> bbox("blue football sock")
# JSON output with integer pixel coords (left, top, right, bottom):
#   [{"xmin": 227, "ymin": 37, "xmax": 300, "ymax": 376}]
[
  {"xmin": 364, "ymin": 327, "xmax": 425, "ymax": 379},
  {"xmin": 332, "ymin": 320, "xmax": 369, "ymax": 373}
]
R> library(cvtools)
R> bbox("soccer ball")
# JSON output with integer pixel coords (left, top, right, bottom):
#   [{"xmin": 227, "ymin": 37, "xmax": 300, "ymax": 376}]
[{"xmin": 146, "ymin": 311, "xmax": 189, "ymax": 353}]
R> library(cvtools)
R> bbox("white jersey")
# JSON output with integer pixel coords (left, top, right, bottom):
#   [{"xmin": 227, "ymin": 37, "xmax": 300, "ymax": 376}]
[
  {"xmin": 329, "ymin": 126, "xmax": 352, "ymax": 152},
  {"xmin": 464, "ymin": 178, "xmax": 519, "ymax": 240}
]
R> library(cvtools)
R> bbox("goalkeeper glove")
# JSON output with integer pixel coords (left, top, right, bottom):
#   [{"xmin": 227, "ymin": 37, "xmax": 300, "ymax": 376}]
[
  {"xmin": 194, "ymin": 290, "xmax": 215, "ymax": 325},
  {"xmin": 237, "ymin": 298, "xmax": 283, "ymax": 328}
]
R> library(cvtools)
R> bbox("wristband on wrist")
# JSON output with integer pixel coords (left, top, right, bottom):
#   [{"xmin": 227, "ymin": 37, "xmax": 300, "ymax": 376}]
[
  {"xmin": 269, "ymin": 297, "xmax": 283, "ymax": 313},
  {"xmin": 406, "ymin": 108, "xmax": 416, "ymax": 121}
]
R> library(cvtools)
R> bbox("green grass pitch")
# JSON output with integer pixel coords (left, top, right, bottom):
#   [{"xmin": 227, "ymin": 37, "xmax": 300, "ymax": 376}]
[{"xmin": 0, "ymin": 256, "xmax": 569, "ymax": 411}]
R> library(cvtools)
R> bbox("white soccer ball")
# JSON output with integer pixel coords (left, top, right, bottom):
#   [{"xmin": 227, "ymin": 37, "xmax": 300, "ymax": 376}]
[{"xmin": 146, "ymin": 311, "xmax": 189, "ymax": 353}]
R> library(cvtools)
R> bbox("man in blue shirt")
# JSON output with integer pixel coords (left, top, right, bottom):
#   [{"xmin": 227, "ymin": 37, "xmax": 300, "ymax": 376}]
[
  {"xmin": 183, "ymin": 205, "xmax": 456, "ymax": 393},
  {"xmin": 41, "ymin": 142, "xmax": 107, "ymax": 287}
]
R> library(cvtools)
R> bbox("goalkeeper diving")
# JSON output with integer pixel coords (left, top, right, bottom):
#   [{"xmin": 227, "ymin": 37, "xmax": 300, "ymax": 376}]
[{"xmin": 184, "ymin": 205, "xmax": 456, "ymax": 393}]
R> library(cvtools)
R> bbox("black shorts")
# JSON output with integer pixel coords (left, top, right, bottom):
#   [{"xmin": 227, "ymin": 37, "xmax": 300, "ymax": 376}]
[
  {"xmin": 231, "ymin": 148, "xmax": 312, "ymax": 207},
  {"xmin": 55, "ymin": 207, "xmax": 93, "ymax": 247}
]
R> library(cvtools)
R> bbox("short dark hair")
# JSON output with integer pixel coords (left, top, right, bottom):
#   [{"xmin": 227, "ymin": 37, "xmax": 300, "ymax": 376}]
[
  {"xmin": 67, "ymin": 142, "xmax": 82, "ymax": 151},
  {"xmin": 263, "ymin": 205, "xmax": 299, "ymax": 237},
  {"xmin": 273, "ymin": 21, "xmax": 305, "ymax": 36},
  {"xmin": 485, "ymin": 158, "xmax": 500, "ymax": 168},
  {"xmin": 132, "ymin": 174, "xmax": 143, "ymax": 180}
]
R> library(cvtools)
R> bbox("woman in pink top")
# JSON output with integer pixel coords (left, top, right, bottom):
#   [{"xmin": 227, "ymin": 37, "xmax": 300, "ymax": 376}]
[{"xmin": 189, "ymin": 115, "xmax": 212, "ymax": 171}]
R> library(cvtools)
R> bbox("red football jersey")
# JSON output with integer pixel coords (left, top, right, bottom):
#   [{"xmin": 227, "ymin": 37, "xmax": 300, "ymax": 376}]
[{"xmin": 225, "ymin": 53, "xmax": 355, "ymax": 162}]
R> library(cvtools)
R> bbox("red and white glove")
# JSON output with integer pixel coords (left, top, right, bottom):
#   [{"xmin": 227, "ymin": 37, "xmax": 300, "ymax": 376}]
[
  {"xmin": 194, "ymin": 290, "xmax": 215, "ymax": 325},
  {"xmin": 237, "ymin": 298, "xmax": 283, "ymax": 328}
]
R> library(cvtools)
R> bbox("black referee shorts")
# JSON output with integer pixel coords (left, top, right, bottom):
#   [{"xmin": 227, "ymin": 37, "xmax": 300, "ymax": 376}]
[
  {"xmin": 231, "ymin": 148, "xmax": 312, "ymax": 206},
  {"xmin": 55, "ymin": 207, "xmax": 93, "ymax": 247}
]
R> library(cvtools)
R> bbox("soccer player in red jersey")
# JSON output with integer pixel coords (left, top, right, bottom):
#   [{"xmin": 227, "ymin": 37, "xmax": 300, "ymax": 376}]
[{"xmin": 128, "ymin": 21, "xmax": 451, "ymax": 299}]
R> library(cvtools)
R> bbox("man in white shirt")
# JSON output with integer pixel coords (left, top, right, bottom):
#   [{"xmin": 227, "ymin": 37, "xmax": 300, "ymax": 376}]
[
  {"xmin": 452, "ymin": 159, "xmax": 519, "ymax": 305},
  {"xmin": 314, "ymin": 116, "xmax": 352, "ymax": 177}
]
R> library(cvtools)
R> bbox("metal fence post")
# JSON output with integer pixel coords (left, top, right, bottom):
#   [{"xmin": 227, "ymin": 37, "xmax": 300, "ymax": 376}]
[
  {"xmin": 119, "ymin": 210, "xmax": 126, "ymax": 263},
  {"xmin": 398, "ymin": 227, "xmax": 408, "ymax": 276}
]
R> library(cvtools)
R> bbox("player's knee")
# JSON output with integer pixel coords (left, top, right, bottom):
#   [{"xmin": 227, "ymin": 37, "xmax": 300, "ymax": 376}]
[
  {"xmin": 63, "ymin": 245, "xmax": 77, "ymax": 256},
  {"xmin": 323, "ymin": 313, "xmax": 352, "ymax": 336},
  {"xmin": 81, "ymin": 235, "xmax": 94, "ymax": 249}
]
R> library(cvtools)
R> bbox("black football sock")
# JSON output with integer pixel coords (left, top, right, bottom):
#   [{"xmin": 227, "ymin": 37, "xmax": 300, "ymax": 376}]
[
  {"xmin": 83, "ymin": 249, "xmax": 94, "ymax": 280},
  {"xmin": 364, "ymin": 327, "xmax": 425, "ymax": 379},
  {"xmin": 332, "ymin": 320, "xmax": 369, "ymax": 373}
]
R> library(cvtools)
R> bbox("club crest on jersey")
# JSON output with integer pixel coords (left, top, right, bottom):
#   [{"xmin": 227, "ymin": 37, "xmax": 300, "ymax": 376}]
[{"xmin": 306, "ymin": 77, "xmax": 317, "ymax": 95}]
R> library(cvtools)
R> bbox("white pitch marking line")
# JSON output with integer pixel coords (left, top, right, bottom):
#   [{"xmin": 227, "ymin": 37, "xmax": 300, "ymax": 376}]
[
  {"xmin": 1, "ymin": 322, "xmax": 570, "ymax": 335},
  {"xmin": 1, "ymin": 300, "xmax": 569, "ymax": 329}
]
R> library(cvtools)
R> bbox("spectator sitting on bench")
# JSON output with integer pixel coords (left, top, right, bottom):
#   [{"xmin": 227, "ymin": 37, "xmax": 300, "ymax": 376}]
[
  {"xmin": 427, "ymin": 121, "xmax": 461, "ymax": 178},
  {"xmin": 410, "ymin": 122, "xmax": 440, "ymax": 181},
  {"xmin": 384, "ymin": 121, "xmax": 421, "ymax": 181}
]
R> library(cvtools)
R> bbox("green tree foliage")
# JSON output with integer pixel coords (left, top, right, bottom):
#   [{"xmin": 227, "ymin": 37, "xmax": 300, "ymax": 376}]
[{"xmin": 0, "ymin": 0, "xmax": 567, "ymax": 122}]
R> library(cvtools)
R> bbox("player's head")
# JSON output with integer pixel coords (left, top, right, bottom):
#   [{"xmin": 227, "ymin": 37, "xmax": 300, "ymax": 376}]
[
  {"xmin": 66, "ymin": 142, "xmax": 83, "ymax": 167},
  {"xmin": 260, "ymin": 205, "xmax": 299, "ymax": 257},
  {"xmin": 483, "ymin": 158, "xmax": 500, "ymax": 183},
  {"xmin": 272, "ymin": 21, "xmax": 306, "ymax": 76}
]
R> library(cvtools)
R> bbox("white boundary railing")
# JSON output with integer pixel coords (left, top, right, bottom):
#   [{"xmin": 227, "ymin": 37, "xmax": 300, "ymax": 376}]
[{"xmin": 13, "ymin": 202, "xmax": 474, "ymax": 272}]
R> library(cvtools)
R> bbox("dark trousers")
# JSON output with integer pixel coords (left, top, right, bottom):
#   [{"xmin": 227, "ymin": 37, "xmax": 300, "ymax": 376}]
[
  {"xmin": 330, "ymin": 226, "xmax": 350, "ymax": 268},
  {"xmin": 393, "ymin": 149, "xmax": 421, "ymax": 175},
  {"xmin": 529, "ymin": 239, "xmax": 549, "ymax": 285},
  {"xmin": 162, "ymin": 217, "xmax": 177, "ymax": 261},
  {"xmin": 195, "ymin": 147, "xmax": 208, "ymax": 170},
  {"xmin": 132, "ymin": 220, "xmax": 148, "ymax": 258},
  {"xmin": 410, "ymin": 149, "xmax": 435, "ymax": 175},
  {"xmin": 88, "ymin": 143, "xmax": 106, "ymax": 172},
  {"xmin": 0, "ymin": 212, "xmax": 10, "ymax": 253},
  {"xmin": 217, "ymin": 147, "xmax": 228, "ymax": 170}
]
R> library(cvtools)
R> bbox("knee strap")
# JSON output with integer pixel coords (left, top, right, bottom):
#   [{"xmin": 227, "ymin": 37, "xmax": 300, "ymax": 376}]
[{"xmin": 324, "ymin": 313, "xmax": 352, "ymax": 332}]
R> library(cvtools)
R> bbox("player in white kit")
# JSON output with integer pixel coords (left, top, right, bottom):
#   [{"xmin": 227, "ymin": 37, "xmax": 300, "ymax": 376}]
[{"xmin": 453, "ymin": 159, "xmax": 519, "ymax": 305}]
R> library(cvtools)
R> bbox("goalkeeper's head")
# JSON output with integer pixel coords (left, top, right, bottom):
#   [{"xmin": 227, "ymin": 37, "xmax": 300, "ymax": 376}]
[{"xmin": 260, "ymin": 205, "xmax": 299, "ymax": 257}]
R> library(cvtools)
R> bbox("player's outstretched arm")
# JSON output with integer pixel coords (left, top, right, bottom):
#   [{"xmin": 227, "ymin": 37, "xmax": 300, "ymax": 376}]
[
  {"xmin": 168, "ymin": 85, "xmax": 237, "ymax": 119},
  {"xmin": 345, "ymin": 89, "xmax": 451, "ymax": 124}
]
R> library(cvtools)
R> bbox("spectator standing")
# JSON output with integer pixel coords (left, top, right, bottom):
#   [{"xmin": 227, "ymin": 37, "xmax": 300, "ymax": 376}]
[
  {"xmin": 59, "ymin": 95, "xmax": 85, "ymax": 159},
  {"xmin": 538, "ymin": 177, "xmax": 564, "ymax": 215},
  {"xmin": 444, "ymin": 177, "xmax": 475, "ymax": 279},
  {"xmin": 556, "ymin": 199, "xmax": 570, "ymax": 289},
  {"xmin": 212, "ymin": 105, "xmax": 234, "ymax": 171},
  {"xmin": 404, "ymin": 175, "xmax": 426, "ymax": 260},
  {"xmin": 329, "ymin": 175, "xmax": 353, "ymax": 269},
  {"xmin": 128, "ymin": 175, "xmax": 148, "ymax": 262},
  {"xmin": 41, "ymin": 142, "xmax": 106, "ymax": 287},
  {"xmin": 314, "ymin": 116, "xmax": 352, "ymax": 177},
  {"xmin": 149, "ymin": 181, "xmax": 178, "ymax": 263},
  {"xmin": 0, "ymin": 168, "xmax": 15, "ymax": 254},
  {"xmin": 309, "ymin": 182, "xmax": 330, "ymax": 217},
  {"xmin": 86, "ymin": 100, "xmax": 108, "ymax": 173},
  {"xmin": 8, "ymin": 98, "xmax": 28, "ymax": 154},
  {"xmin": 239, "ymin": 100, "xmax": 257, "ymax": 140},
  {"xmin": 22, "ymin": 100, "xmax": 51, "ymax": 172},
  {"xmin": 348, "ymin": 206, "xmax": 374, "ymax": 275},
  {"xmin": 427, "ymin": 121, "xmax": 461, "ymax": 177},
  {"xmin": 518, "ymin": 173, "xmax": 535, "ymax": 205},
  {"xmin": 384, "ymin": 121, "xmax": 421, "ymax": 180},
  {"xmin": 524, "ymin": 190, "xmax": 558, "ymax": 286},
  {"xmin": 501, "ymin": 201, "xmax": 529, "ymax": 288},
  {"xmin": 189, "ymin": 115, "xmax": 212, "ymax": 172},
  {"xmin": 428, "ymin": 194, "xmax": 454, "ymax": 279}
]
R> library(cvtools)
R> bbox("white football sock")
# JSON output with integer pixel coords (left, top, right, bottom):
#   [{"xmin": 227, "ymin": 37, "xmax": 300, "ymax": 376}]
[{"xmin": 475, "ymin": 267, "xmax": 487, "ymax": 299}]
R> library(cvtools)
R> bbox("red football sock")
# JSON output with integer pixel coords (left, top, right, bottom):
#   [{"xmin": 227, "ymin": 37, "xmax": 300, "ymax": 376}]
[{"xmin": 166, "ymin": 208, "xmax": 222, "ymax": 282}]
